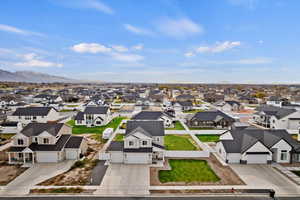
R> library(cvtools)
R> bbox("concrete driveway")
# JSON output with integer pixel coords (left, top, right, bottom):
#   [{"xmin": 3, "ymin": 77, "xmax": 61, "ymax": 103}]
[
  {"xmin": 0, "ymin": 160, "xmax": 74, "ymax": 196},
  {"xmin": 95, "ymin": 164, "xmax": 150, "ymax": 195},
  {"xmin": 230, "ymin": 164, "xmax": 300, "ymax": 196}
]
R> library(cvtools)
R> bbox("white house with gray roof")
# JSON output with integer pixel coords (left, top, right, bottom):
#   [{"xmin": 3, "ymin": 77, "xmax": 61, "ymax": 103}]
[
  {"xmin": 8, "ymin": 107, "xmax": 60, "ymax": 125},
  {"xmin": 216, "ymin": 128, "xmax": 300, "ymax": 164},
  {"xmin": 74, "ymin": 106, "xmax": 111, "ymax": 127},
  {"xmin": 6, "ymin": 123, "xmax": 87, "ymax": 164},
  {"xmin": 106, "ymin": 120, "xmax": 165, "ymax": 164},
  {"xmin": 253, "ymin": 105, "xmax": 300, "ymax": 132},
  {"xmin": 131, "ymin": 111, "xmax": 174, "ymax": 128}
]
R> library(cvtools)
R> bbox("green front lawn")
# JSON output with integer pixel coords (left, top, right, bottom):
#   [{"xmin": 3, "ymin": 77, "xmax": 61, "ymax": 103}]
[
  {"xmin": 166, "ymin": 121, "xmax": 185, "ymax": 130},
  {"xmin": 196, "ymin": 134, "xmax": 220, "ymax": 142},
  {"xmin": 159, "ymin": 159, "xmax": 220, "ymax": 183},
  {"xmin": 66, "ymin": 117, "xmax": 125, "ymax": 134},
  {"xmin": 164, "ymin": 135, "xmax": 199, "ymax": 151},
  {"xmin": 114, "ymin": 134, "xmax": 124, "ymax": 141}
]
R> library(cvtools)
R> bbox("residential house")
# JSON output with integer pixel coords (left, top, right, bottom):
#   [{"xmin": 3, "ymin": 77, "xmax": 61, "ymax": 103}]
[
  {"xmin": 8, "ymin": 107, "xmax": 60, "ymax": 125},
  {"xmin": 131, "ymin": 111, "xmax": 174, "ymax": 128},
  {"xmin": 106, "ymin": 120, "xmax": 165, "ymax": 164},
  {"xmin": 214, "ymin": 100, "xmax": 243, "ymax": 112},
  {"xmin": 216, "ymin": 129, "xmax": 300, "ymax": 164},
  {"xmin": 266, "ymin": 96, "xmax": 288, "ymax": 107},
  {"xmin": 253, "ymin": 105, "xmax": 300, "ymax": 132},
  {"xmin": 187, "ymin": 110, "xmax": 235, "ymax": 129},
  {"xmin": 75, "ymin": 106, "xmax": 111, "ymax": 127},
  {"xmin": 172, "ymin": 101, "xmax": 193, "ymax": 112},
  {"xmin": 7, "ymin": 123, "xmax": 87, "ymax": 164}
]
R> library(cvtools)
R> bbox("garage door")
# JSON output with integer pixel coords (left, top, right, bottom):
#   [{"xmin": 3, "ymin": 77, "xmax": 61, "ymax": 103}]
[
  {"xmin": 125, "ymin": 153, "xmax": 150, "ymax": 164},
  {"xmin": 36, "ymin": 152, "xmax": 58, "ymax": 163},
  {"xmin": 110, "ymin": 152, "xmax": 124, "ymax": 163},
  {"xmin": 246, "ymin": 153, "xmax": 268, "ymax": 164},
  {"xmin": 66, "ymin": 149, "xmax": 78, "ymax": 160}
]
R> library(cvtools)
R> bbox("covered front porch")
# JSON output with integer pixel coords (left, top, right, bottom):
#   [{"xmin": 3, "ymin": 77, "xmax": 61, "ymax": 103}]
[{"xmin": 7, "ymin": 147, "xmax": 36, "ymax": 165}]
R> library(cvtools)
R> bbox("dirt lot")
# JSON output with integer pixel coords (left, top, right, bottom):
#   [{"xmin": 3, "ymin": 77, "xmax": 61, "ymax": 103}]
[
  {"xmin": 38, "ymin": 135, "xmax": 103, "ymax": 186},
  {"xmin": 0, "ymin": 164, "xmax": 28, "ymax": 185},
  {"xmin": 150, "ymin": 155, "xmax": 245, "ymax": 186}
]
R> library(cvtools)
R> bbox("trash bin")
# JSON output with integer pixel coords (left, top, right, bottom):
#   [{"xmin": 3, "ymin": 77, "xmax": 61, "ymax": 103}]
[{"xmin": 269, "ymin": 189, "xmax": 275, "ymax": 198}]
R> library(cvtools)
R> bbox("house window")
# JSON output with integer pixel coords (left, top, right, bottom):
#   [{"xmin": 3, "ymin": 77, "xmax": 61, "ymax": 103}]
[
  {"xmin": 156, "ymin": 137, "xmax": 160, "ymax": 142},
  {"xmin": 25, "ymin": 116, "xmax": 31, "ymax": 120},
  {"xmin": 33, "ymin": 116, "xmax": 37, "ymax": 120},
  {"xmin": 129, "ymin": 141, "xmax": 133, "ymax": 146},
  {"xmin": 34, "ymin": 137, "xmax": 38, "ymax": 143},
  {"xmin": 17, "ymin": 139, "xmax": 24, "ymax": 145},
  {"xmin": 142, "ymin": 141, "xmax": 147, "ymax": 146},
  {"xmin": 43, "ymin": 138, "xmax": 50, "ymax": 144},
  {"xmin": 280, "ymin": 150, "xmax": 288, "ymax": 160}
]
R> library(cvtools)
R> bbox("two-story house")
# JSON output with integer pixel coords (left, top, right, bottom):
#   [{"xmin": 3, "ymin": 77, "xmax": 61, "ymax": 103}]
[
  {"xmin": 8, "ymin": 107, "xmax": 60, "ymax": 125},
  {"xmin": 253, "ymin": 105, "xmax": 300, "ymax": 132},
  {"xmin": 131, "ymin": 111, "xmax": 174, "ymax": 128},
  {"xmin": 75, "ymin": 106, "xmax": 111, "ymax": 127},
  {"xmin": 106, "ymin": 120, "xmax": 165, "ymax": 164},
  {"xmin": 7, "ymin": 123, "xmax": 87, "ymax": 164}
]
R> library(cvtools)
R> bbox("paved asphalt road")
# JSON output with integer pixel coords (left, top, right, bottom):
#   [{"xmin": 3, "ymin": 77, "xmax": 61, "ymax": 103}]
[{"xmin": 0, "ymin": 197, "xmax": 299, "ymax": 200}]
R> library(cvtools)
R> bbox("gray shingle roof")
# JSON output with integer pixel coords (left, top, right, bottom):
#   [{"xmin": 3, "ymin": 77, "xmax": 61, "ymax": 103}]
[
  {"xmin": 65, "ymin": 136, "xmax": 83, "ymax": 148},
  {"xmin": 12, "ymin": 107, "xmax": 54, "ymax": 116},
  {"xmin": 132, "ymin": 111, "xmax": 172, "ymax": 120},
  {"xmin": 255, "ymin": 105, "xmax": 296, "ymax": 119},
  {"xmin": 84, "ymin": 106, "xmax": 109, "ymax": 114},
  {"xmin": 106, "ymin": 141, "xmax": 124, "ymax": 151},
  {"xmin": 221, "ymin": 129, "xmax": 300, "ymax": 153},
  {"xmin": 29, "ymin": 135, "xmax": 71, "ymax": 151},
  {"xmin": 74, "ymin": 111, "xmax": 84, "ymax": 120},
  {"xmin": 126, "ymin": 120, "xmax": 165, "ymax": 137},
  {"xmin": 21, "ymin": 123, "xmax": 65, "ymax": 137},
  {"xmin": 191, "ymin": 110, "xmax": 235, "ymax": 122}
]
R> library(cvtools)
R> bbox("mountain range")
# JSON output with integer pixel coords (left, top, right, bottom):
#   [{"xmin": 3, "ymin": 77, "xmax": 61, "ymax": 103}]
[{"xmin": 0, "ymin": 69, "xmax": 76, "ymax": 83}]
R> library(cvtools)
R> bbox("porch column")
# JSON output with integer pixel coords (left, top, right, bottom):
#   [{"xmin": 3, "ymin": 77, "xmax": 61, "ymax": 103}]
[
  {"xmin": 8, "ymin": 152, "xmax": 11, "ymax": 164},
  {"xmin": 23, "ymin": 152, "xmax": 26, "ymax": 164},
  {"xmin": 32, "ymin": 153, "xmax": 35, "ymax": 164}
]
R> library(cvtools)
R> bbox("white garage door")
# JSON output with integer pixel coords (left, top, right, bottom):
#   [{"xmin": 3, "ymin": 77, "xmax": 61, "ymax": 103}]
[
  {"xmin": 66, "ymin": 149, "xmax": 78, "ymax": 160},
  {"xmin": 110, "ymin": 152, "xmax": 124, "ymax": 163},
  {"xmin": 125, "ymin": 153, "xmax": 150, "ymax": 164},
  {"xmin": 246, "ymin": 154, "xmax": 268, "ymax": 164},
  {"xmin": 36, "ymin": 152, "xmax": 58, "ymax": 163}
]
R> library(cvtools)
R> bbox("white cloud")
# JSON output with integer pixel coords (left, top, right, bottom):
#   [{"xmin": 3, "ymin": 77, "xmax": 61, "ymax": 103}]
[
  {"xmin": 71, "ymin": 42, "xmax": 144, "ymax": 63},
  {"xmin": 123, "ymin": 24, "xmax": 154, "ymax": 36},
  {"xmin": 132, "ymin": 44, "xmax": 144, "ymax": 51},
  {"xmin": 196, "ymin": 41, "xmax": 241, "ymax": 53},
  {"xmin": 184, "ymin": 52, "xmax": 195, "ymax": 58},
  {"xmin": 111, "ymin": 53, "xmax": 144, "ymax": 62},
  {"xmin": 0, "ymin": 24, "xmax": 44, "ymax": 37},
  {"xmin": 111, "ymin": 45, "xmax": 128, "ymax": 52},
  {"xmin": 0, "ymin": 48, "xmax": 13, "ymax": 55},
  {"xmin": 71, "ymin": 43, "xmax": 111, "ymax": 54},
  {"xmin": 156, "ymin": 18, "xmax": 204, "ymax": 38},
  {"xmin": 14, "ymin": 53, "xmax": 63, "ymax": 68},
  {"xmin": 54, "ymin": 0, "xmax": 114, "ymax": 15}
]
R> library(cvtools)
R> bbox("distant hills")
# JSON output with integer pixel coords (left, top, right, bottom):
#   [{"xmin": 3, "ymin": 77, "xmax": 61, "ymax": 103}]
[{"xmin": 0, "ymin": 69, "xmax": 77, "ymax": 83}]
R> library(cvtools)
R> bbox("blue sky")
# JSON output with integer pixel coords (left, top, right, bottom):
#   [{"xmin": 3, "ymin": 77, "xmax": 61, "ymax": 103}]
[{"xmin": 0, "ymin": 0, "xmax": 300, "ymax": 83}]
